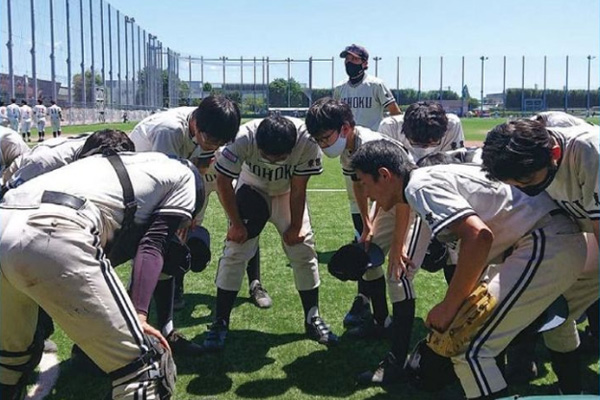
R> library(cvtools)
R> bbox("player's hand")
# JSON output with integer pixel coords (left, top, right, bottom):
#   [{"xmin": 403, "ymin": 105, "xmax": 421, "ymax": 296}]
[
  {"xmin": 283, "ymin": 225, "xmax": 305, "ymax": 246},
  {"xmin": 138, "ymin": 313, "xmax": 171, "ymax": 352},
  {"xmin": 227, "ymin": 222, "xmax": 248, "ymax": 244},
  {"xmin": 387, "ymin": 245, "xmax": 416, "ymax": 280},
  {"xmin": 425, "ymin": 301, "xmax": 457, "ymax": 333},
  {"xmin": 358, "ymin": 221, "xmax": 374, "ymax": 250}
]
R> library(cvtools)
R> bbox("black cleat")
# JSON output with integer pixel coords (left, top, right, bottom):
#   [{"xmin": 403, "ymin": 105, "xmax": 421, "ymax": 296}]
[
  {"xmin": 357, "ymin": 352, "xmax": 405, "ymax": 385},
  {"xmin": 345, "ymin": 317, "xmax": 389, "ymax": 340},
  {"xmin": 202, "ymin": 319, "xmax": 228, "ymax": 352},
  {"xmin": 305, "ymin": 316, "xmax": 338, "ymax": 346},
  {"xmin": 167, "ymin": 331, "xmax": 204, "ymax": 357},
  {"xmin": 343, "ymin": 295, "xmax": 372, "ymax": 328},
  {"xmin": 249, "ymin": 281, "xmax": 272, "ymax": 309}
]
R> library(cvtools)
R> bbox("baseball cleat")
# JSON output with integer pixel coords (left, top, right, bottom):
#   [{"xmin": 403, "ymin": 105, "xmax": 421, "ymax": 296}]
[
  {"xmin": 202, "ymin": 319, "xmax": 228, "ymax": 352},
  {"xmin": 305, "ymin": 316, "xmax": 338, "ymax": 346},
  {"xmin": 357, "ymin": 352, "xmax": 405, "ymax": 385},
  {"xmin": 345, "ymin": 317, "xmax": 389, "ymax": 340},
  {"xmin": 343, "ymin": 295, "xmax": 372, "ymax": 328},
  {"xmin": 167, "ymin": 331, "xmax": 204, "ymax": 357},
  {"xmin": 43, "ymin": 339, "xmax": 58, "ymax": 353},
  {"xmin": 249, "ymin": 281, "xmax": 272, "ymax": 309}
]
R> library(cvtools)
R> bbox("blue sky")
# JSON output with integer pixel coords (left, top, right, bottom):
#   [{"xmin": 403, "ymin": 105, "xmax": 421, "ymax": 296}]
[{"xmin": 2, "ymin": 0, "xmax": 598, "ymax": 95}]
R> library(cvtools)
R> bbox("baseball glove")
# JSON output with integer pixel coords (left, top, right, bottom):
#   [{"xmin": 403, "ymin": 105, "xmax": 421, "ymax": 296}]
[{"xmin": 427, "ymin": 282, "xmax": 497, "ymax": 357}]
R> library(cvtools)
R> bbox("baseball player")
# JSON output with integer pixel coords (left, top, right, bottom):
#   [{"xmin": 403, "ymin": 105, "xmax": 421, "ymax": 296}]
[
  {"xmin": 0, "ymin": 126, "xmax": 30, "ymax": 186},
  {"xmin": 333, "ymin": 44, "xmax": 402, "ymax": 308},
  {"xmin": 532, "ymin": 111, "xmax": 589, "ymax": 127},
  {"xmin": 0, "ymin": 101, "xmax": 8, "ymax": 127},
  {"xmin": 202, "ymin": 115, "xmax": 337, "ymax": 351},
  {"xmin": 33, "ymin": 99, "xmax": 48, "ymax": 142},
  {"xmin": 19, "ymin": 100, "xmax": 33, "ymax": 142},
  {"xmin": 482, "ymin": 119, "xmax": 600, "ymax": 394},
  {"xmin": 48, "ymin": 100, "xmax": 63, "ymax": 138},
  {"xmin": 6, "ymin": 99, "xmax": 21, "ymax": 133},
  {"xmin": 0, "ymin": 151, "xmax": 203, "ymax": 399},
  {"xmin": 351, "ymin": 140, "xmax": 594, "ymax": 399}
]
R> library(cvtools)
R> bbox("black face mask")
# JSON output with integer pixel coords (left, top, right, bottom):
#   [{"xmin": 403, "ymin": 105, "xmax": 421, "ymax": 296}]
[
  {"xmin": 516, "ymin": 166, "xmax": 557, "ymax": 197},
  {"xmin": 345, "ymin": 62, "xmax": 364, "ymax": 78}
]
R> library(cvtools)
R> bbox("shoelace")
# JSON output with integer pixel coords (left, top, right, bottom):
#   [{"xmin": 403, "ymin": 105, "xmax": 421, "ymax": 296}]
[{"xmin": 312, "ymin": 317, "xmax": 332, "ymax": 334}]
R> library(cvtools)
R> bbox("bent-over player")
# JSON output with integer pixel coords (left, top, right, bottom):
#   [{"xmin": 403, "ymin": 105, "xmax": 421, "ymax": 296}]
[
  {"xmin": 0, "ymin": 126, "xmax": 30, "ymax": 186},
  {"xmin": 202, "ymin": 115, "xmax": 338, "ymax": 351}
]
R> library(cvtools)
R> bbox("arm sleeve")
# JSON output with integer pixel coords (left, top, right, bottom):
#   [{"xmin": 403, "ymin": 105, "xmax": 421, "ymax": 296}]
[
  {"xmin": 294, "ymin": 142, "xmax": 323, "ymax": 176},
  {"xmin": 151, "ymin": 126, "xmax": 184, "ymax": 157},
  {"xmin": 376, "ymin": 82, "xmax": 396, "ymax": 108},
  {"xmin": 577, "ymin": 140, "xmax": 600, "ymax": 221},
  {"xmin": 214, "ymin": 133, "xmax": 248, "ymax": 179},
  {"xmin": 130, "ymin": 214, "xmax": 182, "ymax": 315}
]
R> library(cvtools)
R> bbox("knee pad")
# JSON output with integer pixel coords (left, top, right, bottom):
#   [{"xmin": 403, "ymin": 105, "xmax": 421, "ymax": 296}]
[
  {"xmin": 0, "ymin": 328, "xmax": 45, "ymax": 398},
  {"xmin": 109, "ymin": 336, "xmax": 176, "ymax": 399}
]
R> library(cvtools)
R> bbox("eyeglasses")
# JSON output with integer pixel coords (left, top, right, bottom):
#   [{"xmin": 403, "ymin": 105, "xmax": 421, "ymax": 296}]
[
  {"xmin": 407, "ymin": 138, "xmax": 442, "ymax": 149},
  {"xmin": 311, "ymin": 130, "xmax": 339, "ymax": 147}
]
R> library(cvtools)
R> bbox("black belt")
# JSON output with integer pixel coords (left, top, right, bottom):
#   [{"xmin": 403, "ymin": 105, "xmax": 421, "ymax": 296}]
[{"xmin": 41, "ymin": 191, "xmax": 86, "ymax": 210}]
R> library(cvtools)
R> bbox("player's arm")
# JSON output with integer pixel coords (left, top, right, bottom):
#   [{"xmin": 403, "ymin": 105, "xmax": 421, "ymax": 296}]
[
  {"xmin": 353, "ymin": 178, "xmax": 374, "ymax": 243},
  {"xmin": 426, "ymin": 215, "xmax": 493, "ymax": 332},
  {"xmin": 386, "ymin": 102, "xmax": 402, "ymax": 116},
  {"xmin": 388, "ymin": 203, "xmax": 415, "ymax": 279},
  {"xmin": 593, "ymin": 220, "xmax": 599, "ymax": 246},
  {"xmin": 283, "ymin": 174, "xmax": 310, "ymax": 246},
  {"xmin": 216, "ymin": 171, "xmax": 247, "ymax": 243}
]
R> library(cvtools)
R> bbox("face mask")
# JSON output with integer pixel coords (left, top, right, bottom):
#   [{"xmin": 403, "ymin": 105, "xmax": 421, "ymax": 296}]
[
  {"xmin": 516, "ymin": 166, "xmax": 557, "ymax": 197},
  {"xmin": 345, "ymin": 62, "xmax": 364, "ymax": 79},
  {"xmin": 322, "ymin": 134, "xmax": 347, "ymax": 158},
  {"xmin": 410, "ymin": 146, "xmax": 438, "ymax": 162}
]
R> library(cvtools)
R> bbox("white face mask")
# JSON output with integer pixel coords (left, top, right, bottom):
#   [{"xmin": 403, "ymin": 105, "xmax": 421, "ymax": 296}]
[
  {"xmin": 322, "ymin": 135, "xmax": 347, "ymax": 158},
  {"xmin": 410, "ymin": 145, "xmax": 438, "ymax": 162}
]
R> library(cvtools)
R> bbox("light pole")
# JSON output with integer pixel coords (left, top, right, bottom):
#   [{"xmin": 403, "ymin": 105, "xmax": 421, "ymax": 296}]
[
  {"xmin": 480, "ymin": 56, "xmax": 488, "ymax": 113},
  {"xmin": 124, "ymin": 15, "xmax": 131, "ymax": 107},
  {"xmin": 129, "ymin": 17, "xmax": 136, "ymax": 106},
  {"xmin": 587, "ymin": 55, "xmax": 596, "ymax": 116},
  {"xmin": 373, "ymin": 56, "xmax": 382, "ymax": 77}
]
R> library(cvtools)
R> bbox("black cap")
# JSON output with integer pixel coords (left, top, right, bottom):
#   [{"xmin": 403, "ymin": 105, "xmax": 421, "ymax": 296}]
[
  {"xmin": 235, "ymin": 184, "xmax": 270, "ymax": 239},
  {"xmin": 340, "ymin": 44, "xmax": 369, "ymax": 61}
]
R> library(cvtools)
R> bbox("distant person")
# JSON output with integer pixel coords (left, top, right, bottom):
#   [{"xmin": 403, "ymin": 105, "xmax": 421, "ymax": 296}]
[
  {"xmin": 33, "ymin": 99, "xmax": 48, "ymax": 142},
  {"xmin": 0, "ymin": 101, "xmax": 8, "ymax": 127},
  {"xmin": 6, "ymin": 99, "xmax": 21, "ymax": 133},
  {"xmin": 19, "ymin": 100, "xmax": 33, "ymax": 142},
  {"xmin": 48, "ymin": 100, "xmax": 63, "ymax": 138}
]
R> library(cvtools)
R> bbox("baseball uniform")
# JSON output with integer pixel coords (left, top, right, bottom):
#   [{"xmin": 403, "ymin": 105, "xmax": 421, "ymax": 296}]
[
  {"xmin": 0, "ymin": 105, "xmax": 8, "ymax": 127},
  {"xmin": 48, "ymin": 104, "xmax": 62, "ymax": 135},
  {"xmin": 6, "ymin": 103, "xmax": 20, "ymax": 132},
  {"xmin": 33, "ymin": 104, "xmax": 47, "ymax": 135},
  {"xmin": 0, "ymin": 126, "xmax": 30, "ymax": 184},
  {"xmin": 405, "ymin": 163, "xmax": 589, "ymax": 399},
  {"xmin": 0, "ymin": 152, "xmax": 197, "ymax": 397},
  {"xmin": 214, "ymin": 117, "xmax": 323, "ymax": 291},
  {"xmin": 20, "ymin": 104, "xmax": 33, "ymax": 137},
  {"xmin": 534, "ymin": 111, "xmax": 590, "ymax": 127},
  {"xmin": 334, "ymin": 74, "xmax": 396, "ymax": 131}
]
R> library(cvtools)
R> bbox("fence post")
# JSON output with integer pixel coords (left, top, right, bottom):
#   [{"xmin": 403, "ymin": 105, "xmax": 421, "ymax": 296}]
[
  {"xmin": 50, "ymin": 0, "xmax": 57, "ymax": 101},
  {"xmin": 30, "ymin": 0, "xmax": 38, "ymax": 102}
]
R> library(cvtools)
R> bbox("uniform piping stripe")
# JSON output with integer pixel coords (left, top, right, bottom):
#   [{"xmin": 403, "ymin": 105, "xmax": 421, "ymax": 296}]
[
  {"xmin": 382, "ymin": 99, "xmax": 395, "ymax": 108},
  {"xmin": 215, "ymin": 163, "xmax": 239, "ymax": 179},
  {"xmin": 432, "ymin": 209, "xmax": 476, "ymax": 236},
  {"xmin": 561, "ymin": 202, "xmax": 587, "ymax": 219},
  {"xmin": 466, "ymin": 229, "xmax": 545, "ymax": 397},
  {"xmin": 91, "ymin": 227, "xmax": 146, "ymax": 350},
  {"xmin": 402, "ymin": 216, "xmax": 423, "ymax": 300}
]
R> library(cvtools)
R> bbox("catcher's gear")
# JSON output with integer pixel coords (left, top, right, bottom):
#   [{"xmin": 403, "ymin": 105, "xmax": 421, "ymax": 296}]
[
  {"xmin": 186, "ymin": 226, "xmax": 211, "ymax": 273},
  {"xmin": 406, "ymin": 339, "xmax": 456, "ymax": 392},
  {"xmin": 420, "ymin": 238, "xmax": 448, "ymax": 273},
  {"xmin": 162, "ymin": 235, "xmax": 191, "ymax": 277},
  {"xmin": 235, "ymin": 184, "xmax": 270, "ymax": 239},
  {"xmin": 427, "ymin": 282, "xmax": 497, "ymax": 357},
  {"xmin": 328, "ymin": 242, "xmax": 385, "ymax": 281}
]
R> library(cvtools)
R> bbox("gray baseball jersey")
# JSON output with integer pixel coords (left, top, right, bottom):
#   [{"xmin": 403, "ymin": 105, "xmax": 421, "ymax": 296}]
[
  {"xmin": 6, "ymin": 104, "xmax": 20, "ymax": 132},
  {"xmin": 546, "ymin": 125, "xmax": 600, "ymax": 233},
  {"xmin": 215, "ymin": 117, "xmax": 323, "ymax": 196},
  {"xmin": 535, "ymin": 111, "xmax": 589, "ymax": 127},
  {"xmin": 0, "ymin": 127, "xmax": 30, "ymax": 179},
  {"xmin": 341, "ymin": 126, "xmax": 386, "ymax": 178},
  {"xmin": 3, "ymin": 134, "xmax": 90, "ymax": 189},
  {"xmin": 129, "ymin": 106, "xmax": 208, "ymax": 159},
  {"xmin": 334, "ymin": 74, "xmax": 396, "ymax": 130}
]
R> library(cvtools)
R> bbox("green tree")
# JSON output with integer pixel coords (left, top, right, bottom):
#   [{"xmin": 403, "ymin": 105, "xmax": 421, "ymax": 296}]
[
  {"xmin": 73, "ymin": 70, "xmax": 103, "ymax": 103},
  {"xmin": 268, "ymin": 78, "xmax": 307, "ymax": 107},
  {"xmin": 203, "ymin": 82, "xmax": 213, "ymax": 92}
]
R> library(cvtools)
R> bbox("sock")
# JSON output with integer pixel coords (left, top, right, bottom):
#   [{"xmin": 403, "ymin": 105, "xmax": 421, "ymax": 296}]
[
  {"xmin": 153, "ymin": 277, "xmax": 175, "ymax": 336},
  {"xmin": 299, "ymin": 288, "xmax": 319, "ymax": 323},
  {"xmin": 215, "ymin": 288, "xmax": 238, "ymax": 325},
  {"xmin": 174, "ymin": 273, "xmax": 184, "ymax": 299},
  {"xmin": 586, "ymin": 300, "xmax": 599, "ymax": 338},
  {"xmin": 390, "ymin": 299, "xmax": 415, "ymax": 366},
  {"xmin": 246, "ymin": 247, "xmax": 261, "ymax": 284},
  {"xmin": 549, "ymin": 349, "xmax": 581, "ymax": 394},
  {"xmin": 368, "ymin": 277, "xmax": 389, "ymax": 325}
]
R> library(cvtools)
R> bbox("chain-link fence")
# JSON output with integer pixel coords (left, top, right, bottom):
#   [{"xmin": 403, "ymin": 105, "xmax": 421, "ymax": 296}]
[{"xmin": 2, "ymin": 1, "xmax": 598, "ymax": 122}]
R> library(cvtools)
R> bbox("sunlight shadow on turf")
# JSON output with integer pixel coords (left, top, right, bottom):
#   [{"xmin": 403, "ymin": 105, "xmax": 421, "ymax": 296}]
[{"xmin": 169, "ymin": 292, "xmax": 246, "ymax": 329}]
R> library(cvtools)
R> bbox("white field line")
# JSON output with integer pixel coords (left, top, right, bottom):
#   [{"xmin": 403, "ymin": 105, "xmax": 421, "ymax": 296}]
[
  {"xmin": 306, "ymin": 188, "xmax": 345, "ymax": 192},
  {"xmin": 26, "ymin": 352, "xmax": 60, "ymax": 400}
]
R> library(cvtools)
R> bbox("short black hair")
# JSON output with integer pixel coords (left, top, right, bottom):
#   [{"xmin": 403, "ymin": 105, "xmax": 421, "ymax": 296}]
[
  {"xmin": 37, "ymin": 99, "xmax": 43, "ymax": 104},
  {"xmin": 21, "ymin": 100, "xmax": 27, "ymax": 105},
  {"xmin": 305, "ymin": 97, "xmax": 355, "ymax": 138},
  {"xmin": 402, "ymin": 101, "xmax": 448, "ymax": 144},
  {"xmin": 481, "ymin": 119, "xmax": 552, "ymax": 181},
  {"xmin": 192, "ymin": 95, "xmax": 241, "ymax": 144},
  {"xmin": 350, "ymin": 140, "xmax": 416, "ymax": 182},
  {"xmin": 256, "ymin": 116, "xmax": 297, "ymax": 156},
  {"xmin": 416, "ymin": 151, "xmax": 461, "ymax": 167},
  {"xmin": 50, "ymin": 99, "xmax": 56, "ymax": 104},
  {"xmin": 10, "ymin": 98, "xmax": 16, "ymax": 103},
  {"xmin": 79, "ymin": 129, "xmax": 135, "ymax": 159}
]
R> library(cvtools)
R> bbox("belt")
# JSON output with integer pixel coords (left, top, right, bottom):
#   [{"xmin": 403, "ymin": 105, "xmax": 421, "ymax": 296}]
[{"xmin": 41, "ymin": 191, "xmax": 86, "ymax": 210}]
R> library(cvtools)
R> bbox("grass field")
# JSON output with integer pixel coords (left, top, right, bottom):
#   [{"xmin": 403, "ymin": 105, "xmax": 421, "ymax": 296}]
[{"xmin": 31, "ymin": 117, "xmax": 599, "ymax": 399}]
